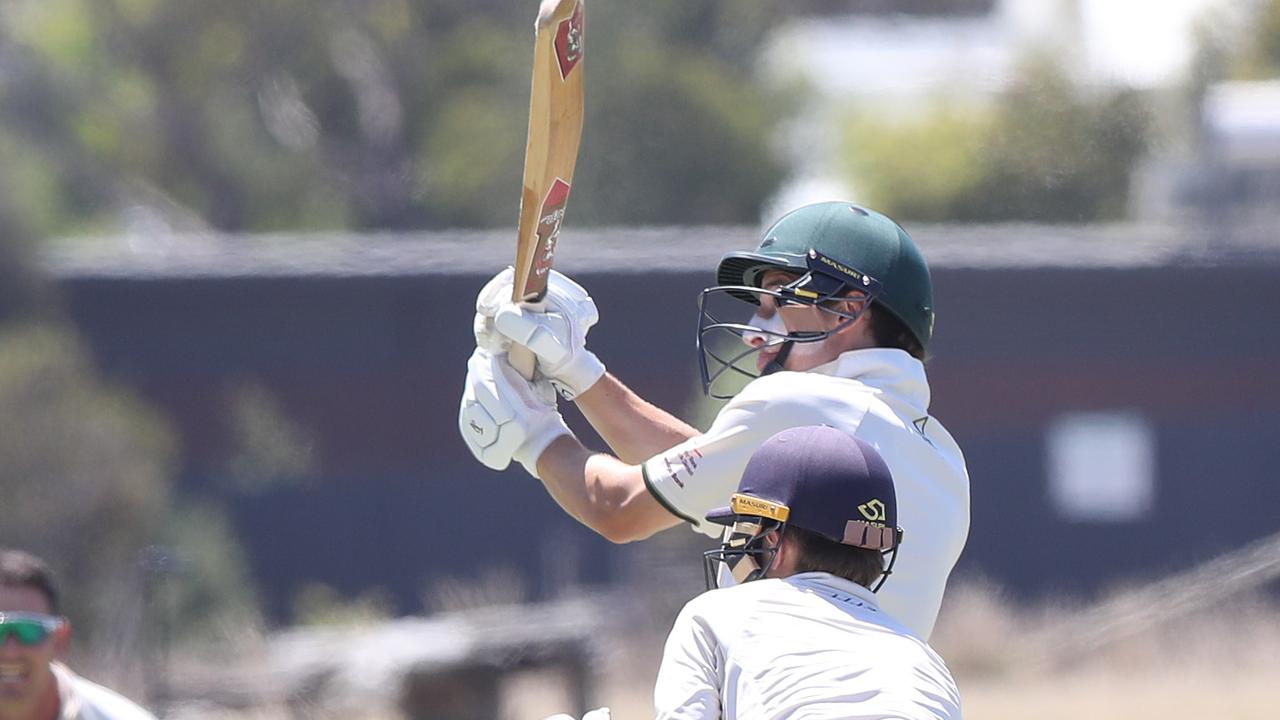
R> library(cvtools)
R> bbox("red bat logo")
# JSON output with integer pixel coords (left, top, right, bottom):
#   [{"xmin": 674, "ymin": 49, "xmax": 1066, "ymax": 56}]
[
  {"xmin": 554, "ymin": 4, "xmax": 584, "ymax": 79},
  {"xmin": 532, "ymin": 178, "xmax": 572, "ymax": 280}
]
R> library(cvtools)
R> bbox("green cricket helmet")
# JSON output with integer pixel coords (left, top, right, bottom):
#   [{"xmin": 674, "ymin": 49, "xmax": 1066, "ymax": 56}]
[{"xmin": 697, "ymin": 202, "xmax": 935, "ymax": 398}]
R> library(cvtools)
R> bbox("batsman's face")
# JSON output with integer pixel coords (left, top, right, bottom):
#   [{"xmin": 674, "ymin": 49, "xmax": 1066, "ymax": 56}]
[
  {"xmin": 751, "ymin": 270, "xmax": 870, "ymax": 372},
  {"xmin": 0, "ymin": 586, "xmax": 66, "ymax": 716}
]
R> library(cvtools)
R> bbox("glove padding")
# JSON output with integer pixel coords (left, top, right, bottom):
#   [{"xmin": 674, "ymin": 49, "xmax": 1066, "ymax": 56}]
[
  {"xmin": 459, "ymin": 347, "xmax": 571, "ymax": 478},
  {"xmin": 473, "ymin": 267, "xmax": 606, "ymax": 400},
  {"xmin": 474, "ymin": 267, "xmax": 521, "ymax": 355}
]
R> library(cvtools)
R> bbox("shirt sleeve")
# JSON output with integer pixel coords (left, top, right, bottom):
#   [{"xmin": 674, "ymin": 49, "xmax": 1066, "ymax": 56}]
[
  {"xmin": 653, "ymin": 599, "xmax": 722, "ymax": 720},
  {"xmin": 641, "ymin": 377, "xmax": 806, "ymax": 537}
]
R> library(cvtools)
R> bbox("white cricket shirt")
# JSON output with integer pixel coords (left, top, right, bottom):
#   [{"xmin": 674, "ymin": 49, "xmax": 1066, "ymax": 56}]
[
  {"xmin": 52, "ymin": 662, "xmax": 157, "ymax": 720},
  {"xmin": 642, "ymin": 348, "xmax": 970, "ymax": 639},
  {"xmin": 654, "ymin": 572, "xmax": 962, "ymax": 720}
]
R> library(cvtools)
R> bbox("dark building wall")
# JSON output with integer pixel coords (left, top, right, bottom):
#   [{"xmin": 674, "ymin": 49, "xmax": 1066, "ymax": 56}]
[
  {"xmin": 929, "ymin": 266, "xmax": 1280, "ymax": 595},
  {"xmin": 59, "ymin": 263, "xmax": 1280, "ymax": 618}
]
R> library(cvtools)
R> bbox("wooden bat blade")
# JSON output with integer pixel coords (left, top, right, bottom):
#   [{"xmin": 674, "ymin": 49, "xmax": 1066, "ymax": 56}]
[
  {"xmin": 513, "ymin": 0, "xmax": 584, "ymax": 306},
  {"xmin": 510, "ymin": 0, "xmax": 584, "ymax": 381}
]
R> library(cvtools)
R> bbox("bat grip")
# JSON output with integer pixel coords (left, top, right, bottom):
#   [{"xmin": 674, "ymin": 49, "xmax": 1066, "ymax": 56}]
[
  {"xmin": 510, "ymin": 344, "xmax": 537, "ymax": 381},
  {"xmin": 508, "ymin": 296, "xmax": 546, "ymax": 381}
]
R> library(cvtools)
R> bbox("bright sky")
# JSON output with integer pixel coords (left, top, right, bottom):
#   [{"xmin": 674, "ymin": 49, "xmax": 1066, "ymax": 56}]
[
  {"xmin": 1075, "ymin": 0, "xmax": 1226, "ymax": 86},
  {"xmin": 767, "ymin": 0, "xmax": 1237, "ymax": 98}
]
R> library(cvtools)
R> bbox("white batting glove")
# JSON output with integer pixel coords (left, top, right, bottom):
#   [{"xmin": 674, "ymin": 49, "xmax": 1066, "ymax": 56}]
[
  {"xmin": 474, "ymin": 267, "xmax": 520, "ymax": 355},
  {"xmin": 473, "ymin": 267, "xmax": 606, "ymax": 400},
  {"xmin": 540, "ymin": 709, "xmax": 610, "ymax": 720},
  {"xmin": 459, "ymin": 347, "xmax": 572, "ymax": 478}
]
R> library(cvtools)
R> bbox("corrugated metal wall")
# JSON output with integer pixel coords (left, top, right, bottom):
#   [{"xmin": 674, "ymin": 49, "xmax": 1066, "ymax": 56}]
[{"xmin": 59, "ymin": 261, "xmax": 1280, "ymax": 618}]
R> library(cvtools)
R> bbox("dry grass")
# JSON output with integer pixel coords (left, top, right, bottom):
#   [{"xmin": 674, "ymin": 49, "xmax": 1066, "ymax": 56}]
[
  {"xmin": 152, "ymin": 573, "xmax": 1280, "ymax": 719},
  {"xmin": 910, "ymin": 580, "xmax": 1279, "ymax": 720},
  {"xmin": 565, "ymin": 578, "xmax": 1280, "ymax": 720}
]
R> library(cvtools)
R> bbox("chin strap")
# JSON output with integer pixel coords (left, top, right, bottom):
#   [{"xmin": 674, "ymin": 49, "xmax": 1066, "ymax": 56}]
[
  {"xmin": 870, "ymin": 544, "xmax": 900, "ymax": 593},
  {"xmin": 760, "ymin": 340, "xmax": 794, "ymax": 376}
]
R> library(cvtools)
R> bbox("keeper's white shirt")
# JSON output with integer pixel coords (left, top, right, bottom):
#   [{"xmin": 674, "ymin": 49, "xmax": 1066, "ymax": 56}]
[
  {"xmin": 654, "ymin": 572, "xmax": 961, "ymax": 720},
  {"xmin": 642, "ymin": 348, "xmax": 970, "ymax": 639}
]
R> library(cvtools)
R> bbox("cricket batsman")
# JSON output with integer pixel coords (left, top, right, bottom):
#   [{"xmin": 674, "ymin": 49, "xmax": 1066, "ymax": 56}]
[{"xmin": 460, "ymin": 200, "xmax": 970, "ymax": 639}]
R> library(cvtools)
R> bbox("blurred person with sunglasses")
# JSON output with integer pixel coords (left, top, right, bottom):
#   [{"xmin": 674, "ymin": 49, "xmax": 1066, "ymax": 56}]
[{"xmin": 0, "ymin": 549, "xmax": 156, "ymax": 720}]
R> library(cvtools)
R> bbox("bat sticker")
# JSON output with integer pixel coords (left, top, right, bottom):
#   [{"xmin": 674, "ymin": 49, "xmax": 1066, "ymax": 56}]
[
  {"xmin": 531, "ymin": 177, "xmax": 571, "ymax": 281},
  {"xmin": 554, "ymin": 4, "xmax": 585, "ymax": 79}
]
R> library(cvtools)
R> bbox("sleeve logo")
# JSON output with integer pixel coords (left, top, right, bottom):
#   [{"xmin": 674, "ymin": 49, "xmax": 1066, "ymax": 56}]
[{"xmin": 662, "ymin": 447, "xmax": 703, "ymax": 488}]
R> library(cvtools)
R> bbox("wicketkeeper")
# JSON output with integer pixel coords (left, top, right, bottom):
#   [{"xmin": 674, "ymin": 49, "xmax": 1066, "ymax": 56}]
[{"xmin": 654, "ymin": 424, "xmax": 961, "ymax": 719}]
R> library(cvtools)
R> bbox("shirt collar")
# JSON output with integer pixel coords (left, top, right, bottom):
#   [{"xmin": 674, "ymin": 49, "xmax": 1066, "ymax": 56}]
[
  {"xmin": 51, "ymin": 662, "xmax": 81, "ymax": 720},
  {"xmin": 786, "ymin": 571, "xmax": 882, "ymax": 608},
  {"xmin": 810, "ymin": 348, "xmax": 931, "ymax": 409}
]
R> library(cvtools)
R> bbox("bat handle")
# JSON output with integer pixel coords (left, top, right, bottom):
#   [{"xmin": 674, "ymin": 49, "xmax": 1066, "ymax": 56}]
[
  {"xmin": 507, "ymin": 295, "xmax": 546, "ymax": 381},
  {"xmin": 510, "ymin": 344, "xmax": 538, "ymax": 381}
]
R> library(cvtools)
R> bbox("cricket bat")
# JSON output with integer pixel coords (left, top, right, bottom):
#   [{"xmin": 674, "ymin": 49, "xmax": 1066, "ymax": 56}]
[{"xmin": 510, "ymin": 0, "xmax": 586, "ymax": 380}]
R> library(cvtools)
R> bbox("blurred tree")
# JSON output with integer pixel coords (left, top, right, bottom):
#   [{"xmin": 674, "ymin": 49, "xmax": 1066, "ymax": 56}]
[
  {"xmin": 292, "ymin": 582, "xmax": 395, "ymax": 626},
  {"xmin": 841, "ymin": 107, "xmax": 990, "ymax": 222},
  {"xmin": 787, "ymin": 0, "xmax": 995, "ymax": 16},
  {"xmin": 0, "ymin": 325, "xmax": 175, "ymax": 641},
  {"xmin": 1233, "ymin": 0, "xmax": 1280, "ymax": 79},
  {"xmin": 0, "ymin": 324, "xmax": 263, "ymax": 656},
  {"xmin": 841, "ymin": 57, "xmax": 1150, "ymax": 222},
  {"xmin": 221, "ymin": 380, "xmax": 317, "ymax": 495},
  {"xmin": 572, "ymin": 2, "xmax": 786, "ymax": 225},
  {"xmin": 962, "ymin": 59, "xmax": 1150, "ymax": 222},
  {"xmin": 155, "ymin": 504, "xmax": 264, "ymax": 645},
  {"xmin": 0, "ymin": 195, "xmax": 55, "ymax": 323},
  {"xmin": 0, "ymin": 0, "xmax": 783, "ymax": 236}
]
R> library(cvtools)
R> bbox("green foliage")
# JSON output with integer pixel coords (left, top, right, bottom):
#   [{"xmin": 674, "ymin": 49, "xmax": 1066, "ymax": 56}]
[
  {"xmin": 0, "ymin": 0, "xmax": 784, "ymax": 237},
  {"xmin": 155, "ymin": 504, "xmax": 264, "ymax": 647},
  {"xmin": 0, "ymin": 323, "xmax": 263, "ymax": 653},
  {"xmin": 574, "ymin": 41, "xmax": 784, "ymax": 225},
  {"xmin": 0, "ymin": 324, "xmax": 174, "ymax": 640},
  {"xmin": 292, "ymin": 583, "xmax": 395, "ymax": 626},
  {"xmin": 970, "ymin": 61, "xmax": 1150, "ymax": 222},
  {"xmin": 573, "ymin": 2, "xmax": 785, "ymax": 225},
  {"xmin": 0, "ymin": 200, "xmax": 50, "ymax": 324},
  {"xmin": 1233, "ymin": 0, "xmax": 1280, "ymax": 79},
  {"xmin": 221, "ymin": 380, "xmax": 317, "ymax": 495},
  {"xmin": 842, "ymin": 107, "xmax": 991, "ymax": 222},
  {"xmin": 841, "ymin": 57, "xmax": 1150, "ymax": 223}
]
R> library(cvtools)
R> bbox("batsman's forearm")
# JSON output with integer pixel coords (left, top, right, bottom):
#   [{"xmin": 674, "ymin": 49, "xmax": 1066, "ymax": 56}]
[
  {"xmin": 535, "ymin": 434, "xmax": 682, "ymax": 543},
  {"xmin": 573, "ymin": 372, "xmax": 699, "ymax": 464}
]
